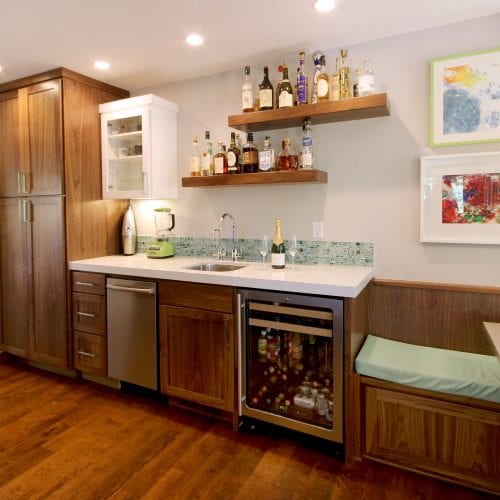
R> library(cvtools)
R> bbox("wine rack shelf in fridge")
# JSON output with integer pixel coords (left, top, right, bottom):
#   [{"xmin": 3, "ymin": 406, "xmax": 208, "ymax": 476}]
[{"xmin": 238, "ymin": 289, "xmax": 344, "ymax": 443}]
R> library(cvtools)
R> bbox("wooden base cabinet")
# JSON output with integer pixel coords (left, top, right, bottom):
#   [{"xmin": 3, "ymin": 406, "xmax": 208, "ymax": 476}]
[
  {"xmin": 72, "ymin": 272, "xmax": 107, "ymax": 376},
  {"xmin": 0, "ymin": 68, "xmax": 128, "ymax": 369},
  {"xmin": 159, "ymin": 281, "xmax": 235, "ymax": 415}
]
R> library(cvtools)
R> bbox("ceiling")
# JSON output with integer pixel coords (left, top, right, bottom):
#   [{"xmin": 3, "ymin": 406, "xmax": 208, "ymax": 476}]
[{"xmin": 1, "ymin": 0, "xmax": 499, "ymax": 92}]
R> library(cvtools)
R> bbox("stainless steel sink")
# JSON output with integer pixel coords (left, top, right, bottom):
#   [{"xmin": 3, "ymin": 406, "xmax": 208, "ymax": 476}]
[{"xmin": 183, "ymin": 262, "xmax": 246, "ymax": 272}]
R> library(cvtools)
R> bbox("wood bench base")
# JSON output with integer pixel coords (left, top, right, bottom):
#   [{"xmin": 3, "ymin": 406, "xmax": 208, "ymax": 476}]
[{"xmin": 360, "ymin": 376, "xmax": 500, "ymax": 495}]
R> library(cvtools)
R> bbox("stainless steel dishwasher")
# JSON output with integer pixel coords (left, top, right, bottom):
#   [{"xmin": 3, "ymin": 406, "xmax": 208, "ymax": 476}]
[{"xmin": 106, "ymin": 277, "xmax": 157, "ymax": 390}]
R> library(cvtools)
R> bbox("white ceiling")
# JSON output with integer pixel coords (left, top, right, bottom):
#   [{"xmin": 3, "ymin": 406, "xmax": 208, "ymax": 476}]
[{"xmin": 1, "ymin": 0, "xmax": 499, "ymax": 92}]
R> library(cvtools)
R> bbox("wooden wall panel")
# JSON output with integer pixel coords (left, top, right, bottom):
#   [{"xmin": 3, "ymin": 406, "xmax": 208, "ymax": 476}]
[{"xmin": 368, "ymin": 280, "xmax": 500, "ymax": 355}]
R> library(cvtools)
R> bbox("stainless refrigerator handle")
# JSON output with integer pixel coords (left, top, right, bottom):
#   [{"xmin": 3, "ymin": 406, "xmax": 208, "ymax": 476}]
[{"xmin": 106, "ymin": 284, "xmax": 154, "ymax": 295}]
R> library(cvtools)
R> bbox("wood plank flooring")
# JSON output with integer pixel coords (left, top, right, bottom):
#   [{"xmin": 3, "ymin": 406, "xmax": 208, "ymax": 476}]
[{"xmin": 0, "ymin": 354, "xmax": 489, "ymax": 499}]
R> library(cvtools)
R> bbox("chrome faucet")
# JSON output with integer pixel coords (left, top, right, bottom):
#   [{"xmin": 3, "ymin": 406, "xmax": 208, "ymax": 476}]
[{"xmin": 214, "ymin": 212, "xmax": 239, "ymax": 261}]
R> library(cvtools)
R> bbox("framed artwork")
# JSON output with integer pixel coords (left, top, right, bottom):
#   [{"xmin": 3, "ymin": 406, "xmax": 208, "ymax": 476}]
[
  {"xmin": 430, "ymin": 47, "xmax": 500, "ymax": 146},
  {"xmin": 420, "ymin": 152, "xmax": 500, "ymax": 244}
]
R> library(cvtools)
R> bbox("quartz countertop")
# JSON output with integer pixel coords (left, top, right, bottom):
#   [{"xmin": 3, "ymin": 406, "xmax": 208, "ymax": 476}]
[{"xmin": 69, "ymin": 254, "xmax": 374, "ymax": 298}]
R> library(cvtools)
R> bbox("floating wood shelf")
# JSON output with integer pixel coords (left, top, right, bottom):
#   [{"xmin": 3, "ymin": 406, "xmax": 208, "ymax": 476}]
[
  {"xmin": 182, "ymin": 169, "xmax": 328, "ymax": 187},
  {"xmin": 228, "ymin": 93, "xmax": 390, "ymax": 132}
]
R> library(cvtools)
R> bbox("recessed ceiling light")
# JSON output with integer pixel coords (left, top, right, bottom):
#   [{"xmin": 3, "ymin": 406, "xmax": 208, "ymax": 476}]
[
  {"xmin": 94, "ymin": 60, "xmax": 110, "ymax": 70},
  {"xmin": 312, "ymin": 0, "xmax": 336, "ymax": 13},
  {"xmin": 185, "ymin": 34, "xmax": 204, "ymax": 46}
]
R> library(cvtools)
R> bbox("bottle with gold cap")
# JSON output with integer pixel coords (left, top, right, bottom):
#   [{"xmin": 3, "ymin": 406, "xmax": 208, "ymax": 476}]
[{"xmin": 271, "ymin": 219, "xmax": 286, "ymax": 269}]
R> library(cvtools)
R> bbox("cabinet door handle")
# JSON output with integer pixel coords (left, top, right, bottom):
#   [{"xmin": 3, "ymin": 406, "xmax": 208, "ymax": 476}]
[
  {"xmin": 18, "ymin": 200, "xmax": 31, "ymax": 222},
  {"xmin": 142, "ymin": 171, "xmax": 148, "ymax": 195},
  {"xmin": 17, "ymin": 171, "xmax": 29, "ymax": 194},
  {"xmin": 223, "ymin": 317, "xmax": 229, "ymax": 349},
  {"xmin": 77, "ymin": 350, "xmax": 96, "ymax": 358},
  {"xmin": 77, "ymin": 311, "xmax": 96, "ymax": 318},
  {"xmin": 75, "ymin": 281, "xmax": 95, "ymax": 287}
]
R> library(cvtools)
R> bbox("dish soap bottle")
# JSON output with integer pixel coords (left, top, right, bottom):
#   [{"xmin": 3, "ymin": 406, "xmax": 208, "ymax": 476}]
[{"xmin": 122, "ymin": 204, "xmax": 137, "ymax": 255}]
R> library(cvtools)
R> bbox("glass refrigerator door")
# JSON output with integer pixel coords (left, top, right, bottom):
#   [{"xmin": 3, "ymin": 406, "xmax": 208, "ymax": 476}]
[
  {"xmin": 245, "ymin": 299, "xmax": 337, "ymax": 430},
  {"xmin": 102, "ymin": 111, "xmax": 146, "ymax": 198}
]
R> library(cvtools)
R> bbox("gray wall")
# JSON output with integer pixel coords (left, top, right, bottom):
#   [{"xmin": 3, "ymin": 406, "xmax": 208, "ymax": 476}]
[{"xmin": 132, "ymin": 14, "xmax": 500, "ymax": 286}]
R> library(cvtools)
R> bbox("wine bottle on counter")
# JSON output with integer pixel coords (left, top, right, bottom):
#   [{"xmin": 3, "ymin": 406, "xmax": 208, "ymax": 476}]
[
  {"xmin": 242, "ymin": 66, "xmax": 254, "ymax": 113},
  {"xmin": 259, "ymin": 66, "xmax": 274, "ymax": 111},
  {"xmin": 189, "ymin": 136, "xmax": 201, "ymax": 177},
  {"xmin": 271, "ymin": 219, "xmax": 286, "ymax": 269}
]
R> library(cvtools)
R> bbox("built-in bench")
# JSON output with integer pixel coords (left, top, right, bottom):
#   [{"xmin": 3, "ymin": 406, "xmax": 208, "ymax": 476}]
[{"xmin": 354, "ymin": 280, "xmax": 500, "ymax": 495}]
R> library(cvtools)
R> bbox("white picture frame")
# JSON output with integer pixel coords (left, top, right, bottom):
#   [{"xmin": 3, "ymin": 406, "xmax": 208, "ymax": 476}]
[{"xmin": 420, "ymin": 152, "xmax": 500, "ymax": 245}]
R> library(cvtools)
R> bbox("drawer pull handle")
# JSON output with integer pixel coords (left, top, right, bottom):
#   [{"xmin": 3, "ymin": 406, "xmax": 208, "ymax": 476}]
[
  {"xmin": 77, "ymin": 311, "xmax": 96, "ymax": 318},
  {"xmin": 77, "ymin": 350, "xmax": 96, "ymax": 358},
  {"xmin": 75, "ymin": 281, "xmax": 95, "ymax": 287}
]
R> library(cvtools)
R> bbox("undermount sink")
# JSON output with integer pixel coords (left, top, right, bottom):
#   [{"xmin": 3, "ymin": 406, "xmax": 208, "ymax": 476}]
[{"xmin": 183, "ymin": 262, "xmax": 246, "ymax": 272}]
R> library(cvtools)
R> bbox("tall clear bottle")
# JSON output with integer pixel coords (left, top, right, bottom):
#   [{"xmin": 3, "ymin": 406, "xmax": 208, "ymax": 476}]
[
  {"xmin": 201, "ymin": 130, "xmax": 214, "ymax": 176},
  {"xmin": 259, "ymin": 66, "xmax": 274, "ymax": 110},
  {"xmin": 311, "ymin": 52, "xmax": 323, "ymax": 104},
  {"xmin": 242, "ymin": 66, "xmax": 254, "ymax": 113},
  {"xmin": 358, "ymin": 59, "xmax": 375, "ymax": 96},
  {"xmin": 301, "ymin": 119, "xmax": 313, "ymax": 170},
  {"xmin": 189, "ymin": 135, "xmax": 201, "ymax": 177},
  {"xmin": 317, "ymin": 55, "xmax": 330, "ymax": 102},
  {"xmin": 271, "ymin": 219, "xmax": 286, "ymax": 269},
  {"xmin": 297, "ymin": 51, "xmax": 307, "ymax": 105},
  {"xmin": 278, "ymin": 63, "xmax": 293, "ymax": 109}
]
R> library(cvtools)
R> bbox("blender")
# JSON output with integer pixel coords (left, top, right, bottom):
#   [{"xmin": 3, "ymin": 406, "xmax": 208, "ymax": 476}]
[{"xmin": 147, "ymin": 208, "xmax": 175, "ymax": 258}]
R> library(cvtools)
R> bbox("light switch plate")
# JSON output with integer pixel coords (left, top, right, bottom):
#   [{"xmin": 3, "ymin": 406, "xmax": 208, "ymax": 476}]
[{"xmin": 313, "ymin": 221, "xmax": 324, "ymax": 238}]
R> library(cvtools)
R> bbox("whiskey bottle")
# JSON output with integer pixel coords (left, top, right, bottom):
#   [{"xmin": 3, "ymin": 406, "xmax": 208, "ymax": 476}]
[
  {"xmin": 236, "ymin": 133, "xmax": 244, "ymax": 173},
  {"xmin": 317, "ymin": 55, "xmax": 330, "ymax": 102},
  {"xmin": 227, "ymin": 132, "xmax": 240, "ymax": 174},
  {"xmin": 339, "ymin": 49, "xmax": 351, "ymax": 99},
  {"xmin": 278, "ymin": 138, "xmax": 298, "ymax": 171},
  {"xmin": 258, "ymin": 136, "xmax": 275, "ymax": 172},
  {"xmin": 189, "ymin": 136, "xmax": 201, "ymax": 177},
  {"xmin": 297, "ymin": 51, "xmax": 307, "ymax": 105},
  {"xmin": 242, "ymin": 66, "xmax": 254, "ymax": 113},
  {"xmin": 278, "ymin": 63, "xmax": 293, "ymax": 109},
  {"xmin": 201, "ymin": 130, "xmax": 214, "ymax": 176},
  {"xmin": 214, "ymin": 141, "xmax": 227, "ymax": 175},
  {"xmin": 271, "ymin": 219, "xmax": 286, "ymax": 269},
  {"xmin": 242, "ymin": 132, "xmax": 258, "ymax": 173},
  {"xmin": 259, "ymin": 66, "xmax": 273, "ymax": 110}
]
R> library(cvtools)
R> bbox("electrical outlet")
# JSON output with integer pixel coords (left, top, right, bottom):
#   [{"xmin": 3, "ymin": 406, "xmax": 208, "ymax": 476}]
[{"xmin": 313, "ymin": 221, "xmax": 324, "ymax": 238}]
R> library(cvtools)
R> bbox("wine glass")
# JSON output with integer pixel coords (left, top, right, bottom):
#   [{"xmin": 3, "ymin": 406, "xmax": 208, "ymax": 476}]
[
  {"xmin": 259, "ymin": 235, "xmax": 268, "ymax": 270},
  {"xmin": 288, "ymin": 235, "xmax": 298, "ymax": 270}
]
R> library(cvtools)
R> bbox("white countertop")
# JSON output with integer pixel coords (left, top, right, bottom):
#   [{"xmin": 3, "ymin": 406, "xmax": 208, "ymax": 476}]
[{"xmin": 69, "ymin": 254, "xmax": 374, "ymax": 298}]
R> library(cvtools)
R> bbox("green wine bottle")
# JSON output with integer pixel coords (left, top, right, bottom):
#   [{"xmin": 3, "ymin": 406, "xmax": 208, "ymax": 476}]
[{"xmin": 271, "ymin": 219, "xmax": 286, "ymax": 269}]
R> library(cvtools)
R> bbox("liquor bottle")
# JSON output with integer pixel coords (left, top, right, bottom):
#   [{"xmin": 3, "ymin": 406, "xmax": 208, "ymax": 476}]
[
  {"xmin": 201, "ymin": 131, "xmax": 214, "ymax": 176},
  {"xmin": 236, "ymin": 133, "xmax": 244, "ymax": 173},
  {"xmin": 214, "ymin": 141, "xmax": 227, "ymax": 175},
  {"xmin": 242, "ymin": 66, "xmax": 254, "ymax": 113},
  {"xmin": 227, "ymin": 132, "xmax": 240, "ymax": 174},
  {"xmin": 301, "ymin": 119, "xmax": 313, "ymax": 170},
  {"xmin": 278, "ymin": 138, "xmax": 298, "ymax": 171},
  {"xmin": 242, "ymin": 132, "xmax": 258, "ymax": 173},
  {"xmin": 259, "ymin": 66, "xmax": 273, "ymax": 111},
  {"xmin": 331, "ymin": 57, "xmax": 340, "ymax": 101},
  {"xmin": 189, "ymin": 135, "xmax": 201, "ymax": 177},
  {"xmin": 339, "ymin": 48, "xmax": 351, "ymax": 99},
  {"xmin": 358, "ymin": 59, "xmax": 375, "ymax": 96},
  {"xmin": 297, "ymin": 51, "xmax": 307, "ymax": 105},
  {"xmin": 271, "ymin": 219, "xmax": 286, "ymax": 269},
  {"xmin": 275, "ymin": 65, "xmax": 283, "ymax": 110},
  {"xmin": 258, "ymin": 136, "xmax": 275, "ymax": 172},
  {"xmin": 317, "ymin": 55, "xmax": 330, "ymax": 102},
  {"xmin": 278, "ymin": 63, "xmax": 293, "ymax": 109},
  {"xmin": 311, "ymin": 52, "xmax": 323, "ymax": 104}
]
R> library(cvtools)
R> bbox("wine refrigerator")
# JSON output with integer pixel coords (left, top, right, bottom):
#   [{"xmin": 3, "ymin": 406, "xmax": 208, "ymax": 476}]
[{"xmin": 237, "ymin": 288, "xmax": 344, "ymax": 443}]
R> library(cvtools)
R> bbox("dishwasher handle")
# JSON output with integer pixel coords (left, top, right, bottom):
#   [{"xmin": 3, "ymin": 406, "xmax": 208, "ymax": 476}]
[{"xmin": 106, "ymin": 284, "xmax": 155, "ymax": 295}]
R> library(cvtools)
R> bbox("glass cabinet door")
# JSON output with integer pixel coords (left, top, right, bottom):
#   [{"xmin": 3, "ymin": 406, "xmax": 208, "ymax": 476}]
[{"xmin": 101, "ymin": 109, "xmax": 147, "ymax": 198}]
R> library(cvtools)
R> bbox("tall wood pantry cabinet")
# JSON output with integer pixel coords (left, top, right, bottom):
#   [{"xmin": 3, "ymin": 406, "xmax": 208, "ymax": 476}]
[{"xmin": 0, "ymin": 68, "xmax": 129, "ymax": 368}]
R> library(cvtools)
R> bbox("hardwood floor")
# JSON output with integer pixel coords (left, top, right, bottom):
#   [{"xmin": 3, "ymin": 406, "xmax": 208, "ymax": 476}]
[{"xmin": 0, "ymin": 354, "xmax": 489, "ymax": 500}]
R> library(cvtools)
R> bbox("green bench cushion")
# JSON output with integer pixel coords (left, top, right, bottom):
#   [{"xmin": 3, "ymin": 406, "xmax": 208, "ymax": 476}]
[{"xmin": 355, "ymin": 335, "xmax": 500, "ymax": 403}]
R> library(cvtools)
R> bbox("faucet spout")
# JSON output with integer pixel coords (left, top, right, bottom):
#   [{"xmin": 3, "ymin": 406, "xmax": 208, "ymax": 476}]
[{"xmin": 217, "ymin": 212, "xmax": 238, "ymax": 261}]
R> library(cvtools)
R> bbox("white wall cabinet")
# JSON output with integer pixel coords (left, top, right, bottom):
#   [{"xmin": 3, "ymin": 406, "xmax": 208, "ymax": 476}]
[{"xmin": 99, "ymin": 94, "xmax": 178, "ymax": 199}]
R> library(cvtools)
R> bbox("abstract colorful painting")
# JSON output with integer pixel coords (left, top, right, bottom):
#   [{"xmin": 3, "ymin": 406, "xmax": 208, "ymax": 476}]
[
  {"xmin": 442, "ymin": 173, "xmax": 500, "ymax": 223},
  {"xmin": 421, "ymin": 152, "xmax": 500, "ymax": 244},
  {"xmin": 430, "ymin": 48, "xmax": 500, "ymax": 146}
]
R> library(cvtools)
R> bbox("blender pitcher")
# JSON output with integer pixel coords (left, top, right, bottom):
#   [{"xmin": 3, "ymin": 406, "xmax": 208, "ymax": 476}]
[{"xmin": 147, "ymin": 208, "xmax": 176, "ymax": 258}]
